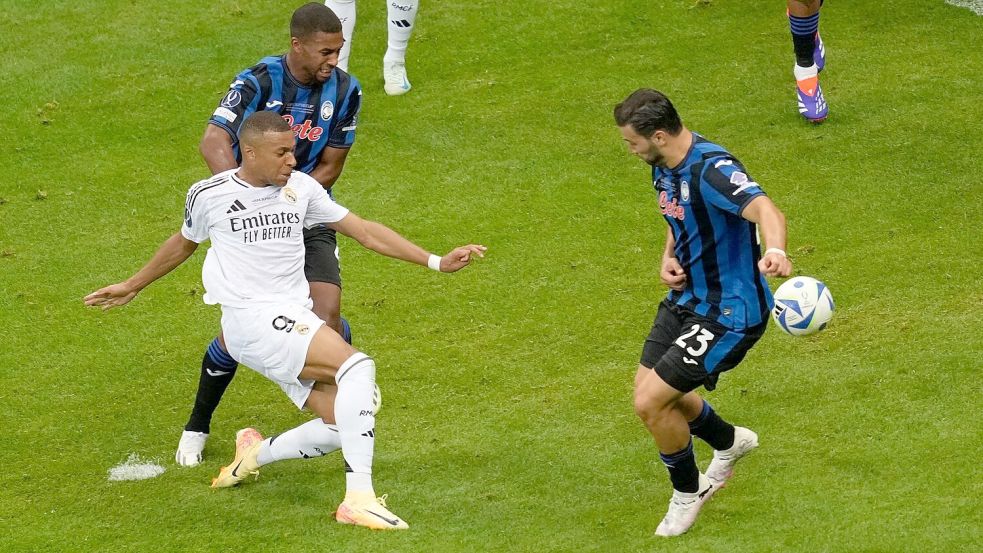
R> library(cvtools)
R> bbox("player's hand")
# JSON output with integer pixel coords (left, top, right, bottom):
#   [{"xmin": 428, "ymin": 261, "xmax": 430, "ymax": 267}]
[
  {"xmin": 83, "ymin": 283, "xmax": 138, "ymax": 311},
  {"xmin": 758, "ymin": 252, "xmax": 792, "ymax": 277},
  {"xmin": 661, "ymin": 257, "xmax": 687, "ymax": 291},
  {"xmin": 439, "ymin": 245, "xmax": 487, "ymax": 273}
]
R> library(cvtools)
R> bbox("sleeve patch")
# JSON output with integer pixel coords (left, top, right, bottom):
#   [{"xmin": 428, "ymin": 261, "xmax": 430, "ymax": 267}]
[
  {"xmin": 213, "ymin": 107, "xmax": 237, "ymax": 122},
  {"xmin": 729, "ymin": 171, "xmax": 759, "ymax": 195}
]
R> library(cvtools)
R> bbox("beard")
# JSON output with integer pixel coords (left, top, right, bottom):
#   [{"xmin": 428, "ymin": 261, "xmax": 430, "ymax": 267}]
[{"xmin": 645, "ymin": 151, "xmax": 666, "ymax": 167}]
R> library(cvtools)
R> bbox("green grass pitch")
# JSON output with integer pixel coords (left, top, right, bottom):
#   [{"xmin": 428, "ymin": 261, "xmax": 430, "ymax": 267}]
[{"xmin": 1, "ymin": 1, "xmax": 981, "ymax": 551}]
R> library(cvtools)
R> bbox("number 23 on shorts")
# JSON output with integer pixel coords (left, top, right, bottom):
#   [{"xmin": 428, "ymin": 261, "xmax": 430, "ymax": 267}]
[{"xmin": 674, "ymin": 323, "xmax": 716, "ymax": 366}]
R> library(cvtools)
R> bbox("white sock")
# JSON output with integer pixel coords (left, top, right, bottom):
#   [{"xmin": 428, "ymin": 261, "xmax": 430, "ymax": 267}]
[
  {"xmin": 793, "ymin": 63, "xmax": 818, "ymax": 81},
  {"xmin": 255, "ymin": 418, "xmax": 342, "ymax": 466},
  {"xmin": 385, "ymin": 0, "xmax": 419, "ymax": 64},
  {"xmin": 335, "ymin": 352, "xmax": 377, "ymax": 494},
  {"xmin": 325, "ymin": 0, "xmax": 356, "ymax": 71}
]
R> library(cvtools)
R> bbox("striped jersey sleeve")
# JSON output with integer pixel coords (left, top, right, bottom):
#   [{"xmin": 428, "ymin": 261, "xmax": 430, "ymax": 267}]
[
  {"xmin": 208, "ymin": 65, "xmax": 268, "ymax": 138},
  {"xmin": 700, "ymin": 156, "xmax": 766, "ymax": 215}
]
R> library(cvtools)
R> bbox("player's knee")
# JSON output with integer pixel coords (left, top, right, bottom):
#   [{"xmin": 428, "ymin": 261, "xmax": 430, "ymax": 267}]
[
  {"xmin": 338, "ymin": 352, "xmax": 375, "ymax": 384},
  {"xmin": 633, "ymin": 382, "xmax": 677, "ymax": 425},
  {"xmin": 633, "ymin": 388, "xmax": 665, "ymax": 423}
]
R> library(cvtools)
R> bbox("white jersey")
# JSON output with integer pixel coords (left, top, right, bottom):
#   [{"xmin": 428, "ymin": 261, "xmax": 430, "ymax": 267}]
[{"xmin": 181, "ymin": 169, "xmax": 349, "ymax": 308}]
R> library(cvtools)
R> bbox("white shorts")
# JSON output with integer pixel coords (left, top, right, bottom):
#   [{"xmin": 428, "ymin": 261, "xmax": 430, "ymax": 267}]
[{"xmin": 221, "ymin": 303, "xmax": 325, "ymax": 409}]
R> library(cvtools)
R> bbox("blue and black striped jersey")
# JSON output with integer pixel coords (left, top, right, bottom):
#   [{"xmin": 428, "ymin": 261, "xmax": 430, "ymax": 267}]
[
  {"xmin": 653, "ymin": 133, "xmax": 773, "ymax": 330},
  {"xmin": 208, "ymin": 55, "xmax": 362, "ymax": 175}
]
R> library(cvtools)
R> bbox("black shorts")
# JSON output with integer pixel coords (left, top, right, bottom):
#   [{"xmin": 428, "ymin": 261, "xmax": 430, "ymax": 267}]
[
  {"xmin": 303, "ymin": 224, "xmax": 341, "ymax": 286},
  {"xmin": 640, "ymin": 300, "xmax": 766, "ymax": 393}
]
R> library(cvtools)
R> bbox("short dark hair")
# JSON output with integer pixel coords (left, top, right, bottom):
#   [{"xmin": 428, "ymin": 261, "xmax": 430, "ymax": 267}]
[
  {"xmin": 290, "ymin": 2, "xmax": 342, "ymax": 38},
  {"xmin": 613, "ymin": 89, "xmax": 683, "ymax": 137},
  {"xmin": 239, "ymin": 111, "xmax": 292, "ymax": 145}
]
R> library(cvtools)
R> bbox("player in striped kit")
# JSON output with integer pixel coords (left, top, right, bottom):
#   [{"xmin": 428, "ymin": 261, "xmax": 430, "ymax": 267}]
[
  {"xmin": 86, "ymin": 111, "xmax": 486, "ymax": 529},
  {"xmin": 614, "ymin": 89, "xmax": 793, "ymax": 537}
]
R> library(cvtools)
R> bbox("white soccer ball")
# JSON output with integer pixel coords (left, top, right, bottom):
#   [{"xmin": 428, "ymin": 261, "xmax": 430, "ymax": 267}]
[{"xmin": 771, "ymin": 276, "xmax": 834, "ymax": 336}]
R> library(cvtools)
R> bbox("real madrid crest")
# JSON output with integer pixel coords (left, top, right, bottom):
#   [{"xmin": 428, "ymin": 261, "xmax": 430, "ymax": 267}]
[
  {"xmin": 296, "ymin": 323, "xmax": 310, "ymax": 335},
  {"xmin": 283, "ymin": 187, "xmax": 298, "ymax": 204},
  {"xmin": 320, "ymin": 100, "xmax": 334, "ymax": 120},
  {"xmin": 680, "ymin": 180, "xmax": 690, "ymax": 202}
]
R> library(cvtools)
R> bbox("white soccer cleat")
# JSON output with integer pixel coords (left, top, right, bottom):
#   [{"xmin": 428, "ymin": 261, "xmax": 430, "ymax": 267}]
[
  {"xmin": 383, "ymin": 61, "xmax": 412, "ymax": 96},
  {"xmin": 705, "ymin": 426, "xmax": 759, "ymax": 490},
  {"xmin": 175, "ymin": 430, "xmax": 209, "ymax": 467},
  {"xmin": 654, "ymin": 473, "xmax": 714, "ymax": 537},
  {"xmin": 211, "ymin": 428, "xmax": 264, "ymax": 488},
  {"xmin": 335, "ymin": 492, "xmax": 409, "ymax": 530}
]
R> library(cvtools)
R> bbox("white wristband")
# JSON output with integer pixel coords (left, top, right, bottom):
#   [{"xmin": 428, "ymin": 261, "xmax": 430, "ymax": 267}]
[
  {"xmin": 764, "ymin": 247, "xmax": 787, "ymax": 258},
  {"xmin": 427, "ymin": 254, "xmax": 442, "ymax": 272}
]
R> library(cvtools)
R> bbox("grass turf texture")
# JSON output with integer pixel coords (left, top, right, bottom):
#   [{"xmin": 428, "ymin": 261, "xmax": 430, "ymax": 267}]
[{"xmin": 1, "ymin": 0, "xmax": 981, "ymax": 551}]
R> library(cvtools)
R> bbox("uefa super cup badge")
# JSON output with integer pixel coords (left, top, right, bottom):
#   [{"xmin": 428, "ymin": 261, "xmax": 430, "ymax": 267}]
[{"xmin": 283, "ymin": 187, "xmax": 298, "ymax": 204}]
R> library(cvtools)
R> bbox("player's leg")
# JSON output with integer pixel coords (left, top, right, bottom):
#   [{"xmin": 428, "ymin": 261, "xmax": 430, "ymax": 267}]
[
  {"xmin": 325, "ymin": 0, "xmax": 356, "ymax": 72},
  {"xmin": 383, "ymin": 0, "xmax": 419, "ymax": 95},
  {"xmin": 210, "ymin": 303, "xmax": 347, "ymax": 489},
  {"xmin": 304, "ymin": 226, "xmax": 352, "ymax": 342},
  {"xmin": 694, "ymin": 324, "xmax": 768, "ymax": 490},
  {"xmin": 634, "ymin": 368, "xmax": 713, "ymax": 537},
  {"xmin": 301, "ymin": 327, "xmax": 409, "ymax": 529},
  {"xmin": 175, "ymin": 333, "xmax": 238, "ymax": 467},
  {"xmin": 254, "ymin": 382, "xmax": 343, "ymax": 467},
  {"xmin": 788, "ymin": 0, "xmax": 827, "ymax": 121},
  {"xmin": 635, "ymin": 302, "xmax": 713, "ymax": 537}
]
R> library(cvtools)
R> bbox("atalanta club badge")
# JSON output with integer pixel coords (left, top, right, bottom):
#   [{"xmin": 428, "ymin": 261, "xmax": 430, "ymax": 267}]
[{"xmin": 320, "ymin": 100, "xmax": 334, "ymax": 120}]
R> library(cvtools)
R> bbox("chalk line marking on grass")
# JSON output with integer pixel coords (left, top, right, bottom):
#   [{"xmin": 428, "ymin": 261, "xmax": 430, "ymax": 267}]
[
  {"xmin": 946, "ymin": 1, "xmax": 983, "ymax": 15},
  {"xmin": 108, "ymin": 453, "xmax": 166, "ymax": 481}
]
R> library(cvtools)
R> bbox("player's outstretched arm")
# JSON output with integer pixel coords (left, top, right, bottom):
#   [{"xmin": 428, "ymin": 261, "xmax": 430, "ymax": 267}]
[
  {"xmin": 330, "ymin": 213, "xmax": 486, "ymax": 273},
  {"xmin": 84, "ymin": 232, "xmax": 200, "ymax": 310},
  {"xmin": 741, "ymin": 196, "xmax": 793, "ymax": 278}
]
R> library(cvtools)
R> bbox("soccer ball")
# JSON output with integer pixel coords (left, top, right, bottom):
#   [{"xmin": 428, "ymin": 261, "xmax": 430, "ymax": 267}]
[{"xmin": 771, "ymin": 276, "xmax": 834, "ymax": 336}]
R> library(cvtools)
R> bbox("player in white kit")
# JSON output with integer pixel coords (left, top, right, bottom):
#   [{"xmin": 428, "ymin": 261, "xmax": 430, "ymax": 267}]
[
  {"xmin": 85, "ymin": 111, "xmax": 485, "ymax": 530},
  {"xmin": 324, "ymin": 0, "xmax": 419, "ymax": 95}
]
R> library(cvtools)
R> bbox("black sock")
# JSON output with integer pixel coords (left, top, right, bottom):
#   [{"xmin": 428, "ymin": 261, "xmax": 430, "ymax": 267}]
[
  {"xmin": 660, "ymin": 440, "xmax": 700, "ymax": 493},
  {"xmin": 184, "ymin": 338, "xmax": 238, "ymax": 433},
  {"xmin": 688, "ymin": 400, "xmax": 735, "ymax": 451},
  {"xmin": 789, "ymin": 12, "xmax": 820, "ymax": 67}
]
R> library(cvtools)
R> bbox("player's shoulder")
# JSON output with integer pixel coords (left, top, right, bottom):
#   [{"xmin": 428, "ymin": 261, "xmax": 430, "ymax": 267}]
[
  {"xmin": 688, "ymin": 137, "xmax": 743, "ymax": 176},
  {"xmin": 285, "ymin": 171, "xmax": 321, "ymax": 193},
  {"xmin": 332, "ymin": 67, "xmax": 362, "ymax": 94},
  {"xmin": 232, "ymin": 55, "xmax": 285, "ymax": 87},
  {"xmin": 242, "ymin": 54, "xmax": 284, "ymax": 75},
  {"xmin": 691, "ymin": 135, "xmax": 735, "ymax": 163},
  {"xmin": 187, "ymin": 170, "xmax": 237, "ymax": 200}
]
